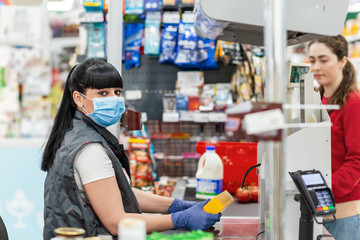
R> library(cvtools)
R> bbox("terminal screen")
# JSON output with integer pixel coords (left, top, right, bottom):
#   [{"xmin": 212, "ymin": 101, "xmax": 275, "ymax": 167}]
[{"xmin": 301, "ymin": 173, "xmax": 324, "ymax": 186}]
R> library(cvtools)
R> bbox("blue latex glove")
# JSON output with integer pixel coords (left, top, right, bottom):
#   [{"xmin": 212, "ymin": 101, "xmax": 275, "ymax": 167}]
[
  {"xmin": 171, "ymin": 199, "xmax": 221, "ymax": 230},
  {"xmin": 168, "ymin": 198, "xmax": 199, "ymax": 213}
]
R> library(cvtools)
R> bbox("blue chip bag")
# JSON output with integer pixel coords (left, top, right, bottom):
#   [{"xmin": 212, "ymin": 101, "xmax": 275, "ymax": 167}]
[
  {"xmin": 198, "ymin": 37, "xmax": 218, "ymax": 70},
  {"xmin": 159, "ymin": 23, "xmax": 179, "ymax": 63},
  {"xmin": 124, "ymin": 23, "xmax": 144, "ymax": 70},
  {"xmin": 174, "ymin": 20, "xmax": 199, "ymax": 69}
]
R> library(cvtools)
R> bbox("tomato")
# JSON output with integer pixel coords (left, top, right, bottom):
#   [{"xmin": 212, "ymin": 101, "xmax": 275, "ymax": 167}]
[
  {"xmin": 250, "ymin": 188, "xmax": 259, "ymax": 202},
  {"xmin": 248, "ymin": 184, "xmax": 258, "ymax": 191},
  {"xmin": 235, "ymin": 187, "xmax": 250, "ymax": 203}
]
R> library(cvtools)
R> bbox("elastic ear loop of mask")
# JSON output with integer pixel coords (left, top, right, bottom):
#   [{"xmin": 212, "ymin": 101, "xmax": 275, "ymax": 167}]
[{"xmin": 78, "ymin": 92, "xmax": 92, "ymax": 114}]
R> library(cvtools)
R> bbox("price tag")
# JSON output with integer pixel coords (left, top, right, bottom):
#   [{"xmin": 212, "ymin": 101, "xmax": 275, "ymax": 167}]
[
  {"xmin": 163, "ymin": 11, "xmax": 180, "ymax": 23},
  {"xmin": 225, "ymin": 117, "xmax": 241, "ymax": 131},
  {"xmin": 80, "ymin": 11, "xmax": 104, "ymax": 23},
  {"xmin": 243, "ymin": 109, "xmax": 284, "ymax": 135},
  {"xmin": 163, "ymin": 112, "xmax": 179, "ymax": 122},
  {"xmin": 179, "ymin": 111, "xmax": 194, "ymax": 121},
  {"xmin": 125, "ymin": 90, "xmax": 142, "ymax": 100},
  {"xmin": 177, "ymin": 71, "xmax": 204, "ymax": 88},
  {"xmin": 182, "ymin": 12, "xmax": 195, "ymax": 23},
  {"xmin": 208, "ymin": 112, "xmax": 227, "ymax": 122},
  {"xmin": 193, "ymin": 112, "xmax": 209, "ymax": 123},
  {"xmin": 141, "ymin": 112, "xmax": 148, "ymax": 122}
]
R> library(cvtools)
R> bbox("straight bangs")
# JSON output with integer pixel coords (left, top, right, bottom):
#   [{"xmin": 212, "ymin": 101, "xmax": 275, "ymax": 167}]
[{"xmin": 83, "ymin": 63, "xmax": 123, "ymax": 90}]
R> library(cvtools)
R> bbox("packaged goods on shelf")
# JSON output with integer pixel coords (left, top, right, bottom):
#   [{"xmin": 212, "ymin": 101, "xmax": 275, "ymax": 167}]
[
  {"xmin": 124, "ymin": 23, "xmax": 144, "ymax": 69},
  {"xmin": 128, "ymin": 138, "xmax": 154, "ymax": 188},
  {"xmin": 162, "ymin": 93, "xmax": 177, "ymax": 111},
  {"xmin": 83, "ymin": 0, "xmax": 103, "ymax": 11},
  {"xmin": 174, "ymin": 12, "xmax": 199, "ymax": 68},
  {"xmin": 197, "ymin": 37, "xmax": 218, "ymax": 70},
  {"xmin": 125, "ymin": 0, "xmax": 145, "ymax": 15},
  {"xmin": 144, "ymin": 12, "xmax": 161, "ymax": 56},
  {"xmin": 144, "ymin": 0, "xmax": 161, "ymax": 12},
  {"xmin": 86, "ymin": 23, "xmax": 106, "ymax": 59},
  {"xmin": 49, "ymin": 11, "xmax": 80, "ymax": 38},
  {"xmin": 162, "ymin": 0, "xmax": 178, "ymax": 9},
  {"xmin": 0, "ymin": 46, "xmax": 52, "ymax": 138},
  {"xmin": 0, "ymin": 74, "xmax": 20, "ymax": 137},
  {"xmin": 159, "ymin": 12, "xmax": 180, "ymax": 64}
]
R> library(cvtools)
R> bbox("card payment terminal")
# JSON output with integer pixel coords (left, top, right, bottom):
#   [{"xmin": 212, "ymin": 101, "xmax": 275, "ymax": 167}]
[{"xmin": 289, "ymin": 170, "xmax": 336, "ymax": 217}]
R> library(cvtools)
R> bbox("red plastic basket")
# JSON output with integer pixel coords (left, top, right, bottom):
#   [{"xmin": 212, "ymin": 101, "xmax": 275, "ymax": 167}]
[{"xmin": 196, "ymin": 141, "xmax": 258, "ymax": 193}]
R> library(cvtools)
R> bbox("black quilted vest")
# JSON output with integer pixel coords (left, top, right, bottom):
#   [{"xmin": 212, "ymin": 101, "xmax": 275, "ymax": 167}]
[{"xmin": 43, "ymin": 111, "xmax": 141, "ymax": 240}]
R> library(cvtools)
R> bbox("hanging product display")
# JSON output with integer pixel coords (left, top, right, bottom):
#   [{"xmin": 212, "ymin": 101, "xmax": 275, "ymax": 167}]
[
  {"xmin": 125, "ymin": 0, "xmax": 144, "ymax": 15},
  {"xmin": 124, "ymin": 23, "xmax": 144, "ymax": 69},
  {"xmin": 86, "ymin": 22, "xmax": 106, "ymax": 59},
  {"xmin": 174, "ymin": 12, "xmax": 199, "ymax": 68},
  {"xmin": 144, "ymin": 0, "xmax": 161, "ymax": 12},
  {"xmin": 231, "ymin": 62, "xmax": 253, "ymax": 103},
  {"xmin": 197, "ymin": 37, "xmax": 218, "ymax": 70},
  {"xmin": 144, "ymin": 11, "xmax": 161, "ymax": 56},
  {"xmin": 159, "ymin": 12, "xmax": 180, "ymax": 64},
  {"xmin": 162, "ymin": 0, "xmax": 178, "ymax": 9},
  {"xmin": 159, "ymin": 23, "xmax": 178, "ymax": 63}
]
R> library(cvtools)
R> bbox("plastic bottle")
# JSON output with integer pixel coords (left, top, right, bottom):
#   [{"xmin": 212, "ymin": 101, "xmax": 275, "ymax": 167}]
[
  {"xmin": 118, "ymin": 218, "xmax": 146, "ymax": 240},
  {"xmin": 195, "ymin": 146, "xmax": 224, "ymax": 199}
]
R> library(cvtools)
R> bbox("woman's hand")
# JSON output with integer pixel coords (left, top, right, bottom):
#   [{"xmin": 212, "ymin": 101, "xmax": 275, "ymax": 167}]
[
  {"xmin": 171, "ymin": 199, "xmax": 221, "ymax": 230},
  {"xmin": 168, "ymin": 198, "xmax": 199, "ymax": 213}
]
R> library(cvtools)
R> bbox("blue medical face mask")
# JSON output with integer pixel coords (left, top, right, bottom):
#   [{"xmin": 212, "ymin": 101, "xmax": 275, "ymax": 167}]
[{"xmin": 80, "ymin": 93, "xmax": 126, "ymax": 127}]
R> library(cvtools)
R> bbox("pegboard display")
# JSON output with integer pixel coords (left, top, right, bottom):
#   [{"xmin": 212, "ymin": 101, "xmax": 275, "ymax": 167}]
[{"xmin": 122, "ymin": 57, "xmax": 236, "ymax": 120}]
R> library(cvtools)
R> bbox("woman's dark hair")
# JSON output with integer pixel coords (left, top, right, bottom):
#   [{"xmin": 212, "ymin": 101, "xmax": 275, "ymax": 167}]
[
  {"xmin": 309, "ymin": 35, "xmax": 359, "ymax": 108},
  {"xmin": 41, "ymin": 59, "xmax": 123, "ymax": 171}
]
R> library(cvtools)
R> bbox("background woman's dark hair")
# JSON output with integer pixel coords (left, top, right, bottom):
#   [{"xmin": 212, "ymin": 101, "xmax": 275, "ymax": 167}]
[
  {"xmin": 41, "ymin": 59, "xmax": 123, "ymax": 171},
  {"xmin": 308, "ymin": 35, "xmax": 359, "ymax": 109}
]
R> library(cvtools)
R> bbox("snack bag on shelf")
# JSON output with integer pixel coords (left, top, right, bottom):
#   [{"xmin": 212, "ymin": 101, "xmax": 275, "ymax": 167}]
[
  {"xmin": 129, "ymin": 152, "xmax": 138, "ymax": 187},
  {"xmin": 128, "ymin": 138, "xmax": 154, "ymax": 188}
]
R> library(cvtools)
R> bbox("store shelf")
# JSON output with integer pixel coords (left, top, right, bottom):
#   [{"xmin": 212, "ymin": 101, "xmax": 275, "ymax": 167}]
[
  {"xmin": 163, "ymin": 111, "xmax": 227, "ymax": 123},
  {"xmin": 196, "ymin": 0, "xmax": 349, "ymax": 46},
  {"xmin": 51, "ymin": 36, "xmax": 79, "ymax": 49}
]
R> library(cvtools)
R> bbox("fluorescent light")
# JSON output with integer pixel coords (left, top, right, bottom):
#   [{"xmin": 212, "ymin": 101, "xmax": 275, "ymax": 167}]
[{"xmin": 47, "ymin": 0, "xmax": 74, "ymax": 11}]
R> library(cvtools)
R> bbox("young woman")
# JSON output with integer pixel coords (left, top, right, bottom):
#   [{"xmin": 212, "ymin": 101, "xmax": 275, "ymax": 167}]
[
  {"xmin": 41, "ymin": 59, "xmax": 221, "ymax": 239},
  {"xmin": 308, "ymin": 35, "xmax": 360, "ymax": 240}
]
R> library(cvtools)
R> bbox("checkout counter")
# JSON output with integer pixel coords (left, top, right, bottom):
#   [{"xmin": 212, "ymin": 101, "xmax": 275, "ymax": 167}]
[
  {"xmin": 163, "ymin": 172, "xmax": 333, "ymax": 240},
  {"xmin": 164, "ymin": 181, "xmax": 260, "ymax": 239}
]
